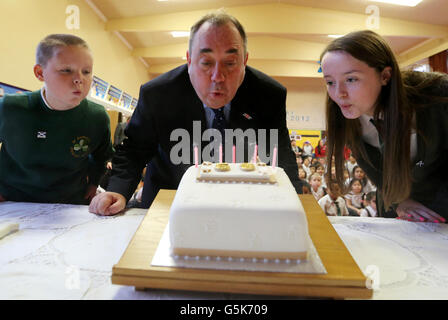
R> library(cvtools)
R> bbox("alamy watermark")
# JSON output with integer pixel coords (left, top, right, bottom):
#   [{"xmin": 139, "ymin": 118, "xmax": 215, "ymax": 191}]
[
  {"xmin": 366, "ymin": 5, "xmax": 380, "ymax": 30},
  {"xmin": 66, "ymin": 5, "xmax": 80, "ymax": 30},
  {"xmin": 170, "ymin": 121, "xmax": 279, "ymax": 164}
]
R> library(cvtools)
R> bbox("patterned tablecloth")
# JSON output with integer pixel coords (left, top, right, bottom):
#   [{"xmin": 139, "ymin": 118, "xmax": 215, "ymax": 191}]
[{"xmin": 0, "ymin": 201, "xmax": 447, "ymax": 300}]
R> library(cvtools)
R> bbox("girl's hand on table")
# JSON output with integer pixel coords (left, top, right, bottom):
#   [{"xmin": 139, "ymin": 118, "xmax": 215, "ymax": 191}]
[{"xmin": 396, "ymin": 198, "xmax": 446, "ymax": 223}]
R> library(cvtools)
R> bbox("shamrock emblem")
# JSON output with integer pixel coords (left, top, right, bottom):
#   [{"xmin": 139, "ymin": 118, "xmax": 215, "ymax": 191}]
[
  {"xmin": 73, "ymin": 139, "xmax": 89, "ymax": 152},
  {"xmin": 71, "ymin": 136, "xmax": 91, "ymax": 158}
]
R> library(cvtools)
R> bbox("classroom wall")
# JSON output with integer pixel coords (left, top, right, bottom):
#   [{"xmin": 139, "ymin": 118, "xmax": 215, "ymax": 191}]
[
  {"xmin": 274, "ymin": 76, "xmax": 327, "ymax": 132},
  {"xmin": 0, "ymin": 0, "xmax": 149, "ymax": 98},
  {"xmin": 0, "ymin": 0, "xmax": 327, "ymax": 134}
]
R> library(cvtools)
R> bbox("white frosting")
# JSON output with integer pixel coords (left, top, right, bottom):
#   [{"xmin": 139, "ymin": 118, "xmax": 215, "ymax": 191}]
[
  {"xmin": 197, "ymin": 162, "xmax": 276, "ymax": 183},
  {"xmin": 169, "ymin": 164, "xmax": 309, "ymax": 259}
]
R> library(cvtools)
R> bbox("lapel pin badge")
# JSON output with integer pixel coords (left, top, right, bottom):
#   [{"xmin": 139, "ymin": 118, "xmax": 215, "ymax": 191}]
[
  {"xmin": 242, "ymin": 113, "xmax": 252, "ymax": 120},
  {"xmin": 416, "ymin": 160, "xmax": 424, "ymax": 167}
]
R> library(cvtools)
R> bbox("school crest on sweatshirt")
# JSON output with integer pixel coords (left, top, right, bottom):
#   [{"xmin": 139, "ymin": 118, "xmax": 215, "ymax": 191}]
[{"xmin": 70, "ymin": 136, "xmax": 90, "ymax": 158}]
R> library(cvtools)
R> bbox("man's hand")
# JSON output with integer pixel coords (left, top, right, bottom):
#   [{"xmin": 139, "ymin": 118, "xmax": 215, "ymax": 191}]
[
  {"xmin": 396, "ymin": 198, "xmax": 446, "ymax": 223},
  {"xmin": 84, "ymin": 184, "xmax": 99, "ymax": 202},
  {"xmin": 89, "ymin": 192, "xmax": 126, "ymax": 216}
]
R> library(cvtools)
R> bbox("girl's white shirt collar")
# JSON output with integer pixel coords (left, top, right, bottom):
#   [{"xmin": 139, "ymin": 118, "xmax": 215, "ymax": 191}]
[
  {"xmin": 359, "ymin": 114, "xmax": 417, "ymax": 161},
  {"xmin": 359, "ymin": 114, "xmax": 381, "ymax": 149}
]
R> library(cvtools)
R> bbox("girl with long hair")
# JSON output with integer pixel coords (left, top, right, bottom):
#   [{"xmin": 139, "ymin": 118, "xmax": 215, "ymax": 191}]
[{"xmin": 320, "ymin": 30, "xmax": 448, "ymax": 222}]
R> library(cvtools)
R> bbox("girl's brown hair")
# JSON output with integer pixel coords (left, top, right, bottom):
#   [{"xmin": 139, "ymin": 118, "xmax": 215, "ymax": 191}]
[{"xmin": 320, "ymin": 30, "xmax": 412, "ymax": 209}]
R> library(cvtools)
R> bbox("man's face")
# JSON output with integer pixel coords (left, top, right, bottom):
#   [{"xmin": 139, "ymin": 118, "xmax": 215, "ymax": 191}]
[{"xmin": 187, "ymin": 21, "xmax": 248, "ymax": 109}]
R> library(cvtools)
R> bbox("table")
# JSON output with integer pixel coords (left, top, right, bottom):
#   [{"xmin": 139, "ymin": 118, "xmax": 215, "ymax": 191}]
[
  {"xmin": 112, "ymin": 191, "xmax": 372, "ymax": 299},
  {"xmin": 1, "ymin": 195, "xmax": 448, "ymax": 300}
]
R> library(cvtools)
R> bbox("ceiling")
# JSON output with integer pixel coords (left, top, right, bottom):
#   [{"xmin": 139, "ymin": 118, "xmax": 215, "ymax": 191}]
[{"xmin": 87, "ymin": 0, "xmax": 448, "ymax": 78}]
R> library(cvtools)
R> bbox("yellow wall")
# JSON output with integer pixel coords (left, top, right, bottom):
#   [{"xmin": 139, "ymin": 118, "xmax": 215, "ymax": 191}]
[
  {"xmin": 0, "ymin": 0, "xmax": 149, "ymax": 97},
  {"xmin": 288, "ymin": 129, "xmax": 322, "ymax": 149},
  {"xmin": 107, "ymin": 110, "xmax": 119, "ymax": 144}
]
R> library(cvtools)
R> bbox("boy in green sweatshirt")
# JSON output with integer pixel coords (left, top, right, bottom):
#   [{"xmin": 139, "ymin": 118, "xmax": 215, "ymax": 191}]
[{"xmin": 0, "ymin": 34, "xmax": 113, "ymax": 204}]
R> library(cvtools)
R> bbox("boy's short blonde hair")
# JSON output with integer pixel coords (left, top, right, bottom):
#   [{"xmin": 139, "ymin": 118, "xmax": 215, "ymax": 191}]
[{"xmin": 36, "ymin": 34, "xmax": 89, "ymax": 67}]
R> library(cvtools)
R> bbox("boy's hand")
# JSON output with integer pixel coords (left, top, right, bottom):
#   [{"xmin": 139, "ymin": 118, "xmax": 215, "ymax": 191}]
[
  {"xmin": 89, "ymin": 192, "xmax": 126, "ymax": 216},
  {"xmin": 0, "ymin": 194, "xmax": 5, "ymax": 202},
  {"xmin": 84, "ymin": 184, "xmax": 98, "ymax": 202}
]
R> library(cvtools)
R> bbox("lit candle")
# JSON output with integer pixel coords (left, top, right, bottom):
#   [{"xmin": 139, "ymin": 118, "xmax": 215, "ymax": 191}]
[
  {"xmin": 232, "ymin": 145, "xmax": 236, "ymax": 163},
  {"xmin": 272, "ymin": 146, "xmax": 277, "ymax": 169},
  {"xmin": 219, "ymin": 143, "xmax": 223, "ymax": 163},
  {"xmin": 194, "ymin": 145, "xmax": 198, "ymax": 168},
  {"xmin": 253, "ymin": 144, "xmax": 258, "ymax": 163}
]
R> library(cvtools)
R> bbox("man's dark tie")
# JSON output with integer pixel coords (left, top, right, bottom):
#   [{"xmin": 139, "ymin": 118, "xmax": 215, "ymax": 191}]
[{"xmin": 212, "ymin": 107, "xmax": 226, "ymax": 143}]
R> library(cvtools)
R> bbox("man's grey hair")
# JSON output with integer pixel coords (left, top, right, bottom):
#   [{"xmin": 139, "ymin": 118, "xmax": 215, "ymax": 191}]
[{"xmin": 189, "ymin": 10, "xmax": 248, "ymax": 55}]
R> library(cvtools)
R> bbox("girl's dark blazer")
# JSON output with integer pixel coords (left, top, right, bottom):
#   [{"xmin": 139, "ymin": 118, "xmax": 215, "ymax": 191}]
[
  {"xmin": 356, "ymin": 74, "xmax": 448, "ymax": 218},
  {"xmin": 107, "ymin": 64, "xmax": 301, "ymax": 207}
]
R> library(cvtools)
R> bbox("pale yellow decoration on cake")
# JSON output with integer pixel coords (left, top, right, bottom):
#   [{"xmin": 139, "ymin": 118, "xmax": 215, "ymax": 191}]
[
  {"xmin": 240, "ymin": 163, "xmax": 255, "ymax": 171},
  {"xmin": 214, "ymin": 163, "xmax": 230, "ymax": 172}
]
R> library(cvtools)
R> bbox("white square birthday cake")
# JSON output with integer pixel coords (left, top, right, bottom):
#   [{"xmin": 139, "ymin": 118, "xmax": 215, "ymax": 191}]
[{"xmin": 169, "ymin": 162, "xmax": 309, "ymax": 260}]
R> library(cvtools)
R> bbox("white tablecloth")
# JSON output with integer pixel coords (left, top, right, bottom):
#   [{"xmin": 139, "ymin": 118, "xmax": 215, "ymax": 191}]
[{"xmin": 1, "ymin": 201, "xmax": 447, "ymax": 300}]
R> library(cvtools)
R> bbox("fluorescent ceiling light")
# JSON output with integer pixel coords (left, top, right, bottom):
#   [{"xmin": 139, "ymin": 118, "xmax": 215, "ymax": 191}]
[
  {"xmin": 170, "ymin": 31, "xmax": 190, "ymax": 38},
  {"xmin": 328, "ymin": 34, "xmax": 343, "ymax": 38},
  {"xmin": 367, "ymin": 0, "xmax": 423, "ymax": 7}
]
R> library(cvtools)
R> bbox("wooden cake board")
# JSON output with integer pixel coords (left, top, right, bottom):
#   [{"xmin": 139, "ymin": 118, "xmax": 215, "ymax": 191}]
[{"xmin": 112, "ymin": 190, "xmax": 373, "ymax": 299}]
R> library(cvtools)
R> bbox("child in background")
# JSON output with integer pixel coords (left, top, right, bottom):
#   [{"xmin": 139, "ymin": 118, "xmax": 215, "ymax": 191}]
[
  {"xmin": 359, "ymin": 192, "xmax": 378, "ymax": 217},
  {"xmin": 309, "ymin": 173, "xmax": 326, "ymax": 201},
  {"xmin": 345, "ymin": 178, "xmax": 364, "ymax": 216},
  {"xmin": 318, "ymin": 183, "xmax": 349, "ymax": 216},
  {"xmin": 296, "ymin": 154, "xmax": 303, "ymax": 167},
  {"xmin": 298, "ymin": 166, "xmax": 311, "ymax": 194},
  {"xmin": 317, "ymin": 156, "xmax": 327, "ymax": 173},
  {"xmin": 302, "ymin": 141, "xmax": 314, "ymax": 158},
  {"xmin": 313, "ymin": 163, "xmax": 326, "ymax": 188},
  {"xmin": 352, "ymin": 166, "xmax": 376, "ymax": 194},
  {"xmin": 346, "ymin": 154, "xmax": 358, "ymax": 178},
  {"xmin": 298, "ymin": 166, "xmax": 307, "ymax": 181},
  {"xmin": 0, "ymin": 34, "xmax": 114, "ymax": 204},
  {"xmin": 290, "ymin": 139, "xmax": 299, "ymax": 154},
  {"xmin": 314, "ymin": 139, "xmax": 326, "ymax": 159},
  {"xmin": 343, "ymin": 168, "xmax": 351, "ymax": 188},
  {"xmin": 302, "ymin": 156, "xmax": 312, "ymax": 177},
  {"xmin": 314, "ymin": 163, "xmax": 325, "ymax": 177}
]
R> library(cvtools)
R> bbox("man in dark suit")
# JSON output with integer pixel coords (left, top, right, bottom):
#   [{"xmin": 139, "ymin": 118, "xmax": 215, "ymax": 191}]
[{"xmin": 89, "ymin": 11, "xmax": 301, "ymax": 215}]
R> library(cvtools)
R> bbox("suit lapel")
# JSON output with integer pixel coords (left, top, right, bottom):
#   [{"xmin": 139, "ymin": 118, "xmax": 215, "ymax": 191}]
[{"xmin": 229, "ymin": 78, "xmax": 257, "ymax": 131}]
